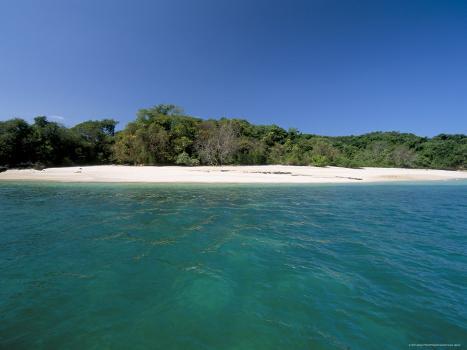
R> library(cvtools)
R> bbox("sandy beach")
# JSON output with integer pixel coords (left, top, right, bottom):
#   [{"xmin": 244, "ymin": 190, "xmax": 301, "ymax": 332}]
[{"xmin": 0, "ymin": 165, "xmax": 466, "ymax": 183}]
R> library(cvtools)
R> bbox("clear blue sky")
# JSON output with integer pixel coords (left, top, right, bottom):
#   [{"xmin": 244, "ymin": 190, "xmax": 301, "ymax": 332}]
[{"xmin": 1, "ymin": 0, "xmax": 466, "ymax": 136}]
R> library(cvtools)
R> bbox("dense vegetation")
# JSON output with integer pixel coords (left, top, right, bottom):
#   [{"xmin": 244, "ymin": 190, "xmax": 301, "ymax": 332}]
[{"xmin": 0, "ymin": 104, "xmax": 465, "ymax": 170}]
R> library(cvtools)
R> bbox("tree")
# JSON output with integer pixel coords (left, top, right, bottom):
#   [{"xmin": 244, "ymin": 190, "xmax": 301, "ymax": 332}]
[
  {"xmin": 31, "ymin": 116, "xmax": 80, "ymax": 166},
  {"xmin": 196, "ymin": 120, "xmax": 239, "ymax": 165},
  {"xmin": 0, "ymin": 104, "xmax": 466, "ymax": 170},
  {"xmin": 72, "ymin": 119, "xmax": 118, "ymax": 163},
  {"xmin": 0, "ymin": 118, "xmax": 33, "ymax": 166},
  {"xmin": 390, "ymin": 145, "xmax": 416, "ymax": 168}
]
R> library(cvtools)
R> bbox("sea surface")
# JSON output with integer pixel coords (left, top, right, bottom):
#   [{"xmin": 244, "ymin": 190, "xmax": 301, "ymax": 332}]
[{"xmin": 0, "ymin": 182, "xmax": 466, "ymax": 349}]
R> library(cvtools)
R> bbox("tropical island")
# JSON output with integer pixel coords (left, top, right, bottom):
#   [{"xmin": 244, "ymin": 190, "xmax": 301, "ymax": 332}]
[
  {"xmin": 2, "ymin": 0, "xmax": 467, "ymax": 347},
  {"xmin": 1, "ymin": 104, "xmax": 466, "ymax": 183}
]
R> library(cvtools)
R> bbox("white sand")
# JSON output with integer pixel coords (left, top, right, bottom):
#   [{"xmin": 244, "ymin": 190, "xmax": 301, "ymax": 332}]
[{"xmin": 0, "ymin": 165, "xmax": 466, "ymax": 183}]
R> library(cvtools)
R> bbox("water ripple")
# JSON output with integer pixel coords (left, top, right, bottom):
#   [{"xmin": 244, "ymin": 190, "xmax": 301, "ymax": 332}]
[{"xmin": 0, "ymin": 183, "xmax": 466, "ymax": 349}]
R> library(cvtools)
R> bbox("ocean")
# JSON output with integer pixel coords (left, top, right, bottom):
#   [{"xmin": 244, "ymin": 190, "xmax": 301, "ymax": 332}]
[{"xmin": 1, "ymin": 182, "xmax": 466, "ymax": 349}]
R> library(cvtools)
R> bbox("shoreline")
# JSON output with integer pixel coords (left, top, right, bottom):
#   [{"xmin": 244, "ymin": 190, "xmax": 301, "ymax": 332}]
[{"xmin": 1, "ymin": 165, "xmax": 466, "ymax": 184}]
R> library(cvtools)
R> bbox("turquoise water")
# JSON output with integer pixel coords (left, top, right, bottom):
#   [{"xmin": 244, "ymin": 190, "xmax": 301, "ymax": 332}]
[{"xmin": 0, "ymin": 182, "xmax": 466, "ymax": 349}]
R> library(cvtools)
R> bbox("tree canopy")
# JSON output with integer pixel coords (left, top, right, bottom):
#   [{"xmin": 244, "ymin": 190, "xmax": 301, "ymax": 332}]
[{"xmin": 0, "ymin": 105, "xmax": 465, "ymax": 170}]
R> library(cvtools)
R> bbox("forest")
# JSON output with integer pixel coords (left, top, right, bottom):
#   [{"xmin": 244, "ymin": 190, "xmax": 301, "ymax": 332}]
[{"xmin": 0, "ymin": 104, "xmax": 465, "ymax": 170}]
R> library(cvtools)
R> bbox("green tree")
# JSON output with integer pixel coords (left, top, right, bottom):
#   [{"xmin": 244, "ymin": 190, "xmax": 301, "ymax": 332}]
[
  {"xmin": 1, "ymin": 104, "xmax": 465, "ymax": 170},
  {"xmin": 0, "ymin": 118, "xmax": 34, "ymax": 166},
  {"xmin": 72, "ymin": 119, "xmax": 117, "ymax": 163}
]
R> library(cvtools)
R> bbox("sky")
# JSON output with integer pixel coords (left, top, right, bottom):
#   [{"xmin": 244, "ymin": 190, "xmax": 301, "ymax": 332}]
[{"xmin": 0, "ymin": 0, "xmax": 466, "ymax": 136}]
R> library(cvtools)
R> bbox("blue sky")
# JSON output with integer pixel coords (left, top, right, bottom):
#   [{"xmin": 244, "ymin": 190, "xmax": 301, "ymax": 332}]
[{"xmin": 0, "ymin": 0, "xmax": 466, "ymax": 136}]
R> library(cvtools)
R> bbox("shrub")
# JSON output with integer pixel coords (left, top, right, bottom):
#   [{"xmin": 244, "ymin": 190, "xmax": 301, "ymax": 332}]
[{"xmin": 175, "ymin": 152, "xmax": 199, "ymax": 166}]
